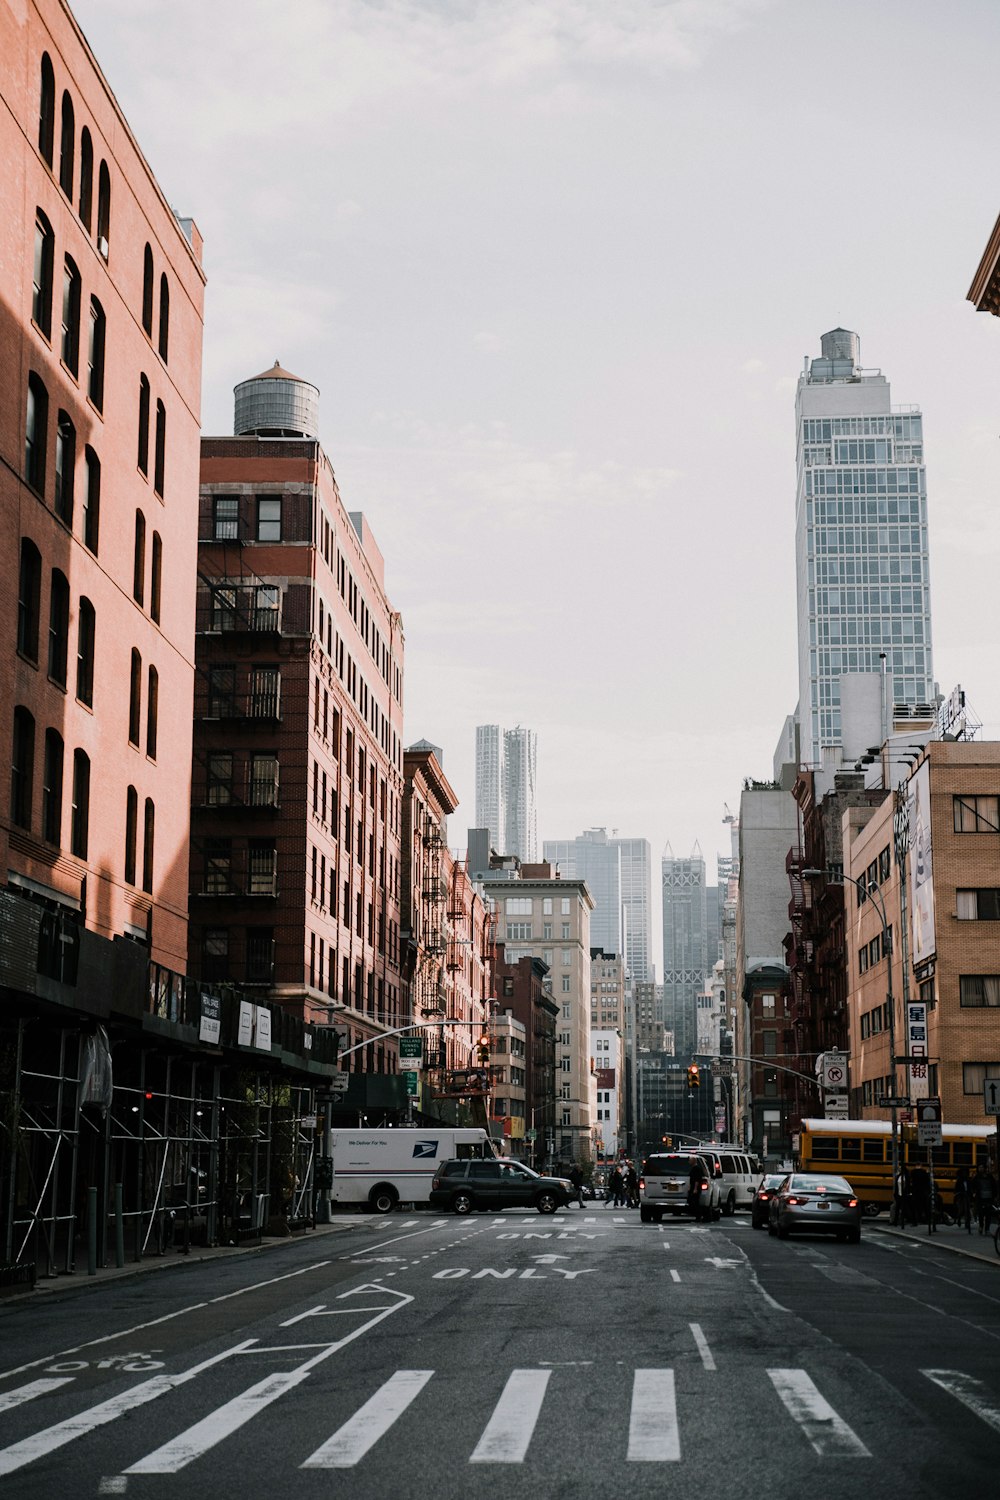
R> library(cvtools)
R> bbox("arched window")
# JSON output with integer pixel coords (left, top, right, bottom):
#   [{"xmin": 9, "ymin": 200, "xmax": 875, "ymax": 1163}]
[
  {"xmin": 96, "ymin": 161, "xmax": 111, "ymax": 258},
  {"xmin": 10, "ymin": 707, "xmax": 36, "ymax": 830},
  {"xmin": 54, "ymin": 411, "xmax": 76, "ymax": 524},
  {"xmin": 128, "ymin": 648, "xmax": 141, "ymax": 745},
  {"xmin": 150, "ymin": 532, "xmax": 162, "ymax": 623},
  {"xmin": 39, "ymin": 54, "xmax": 55, "ymax": 166},
  {"xmin": 83, "ymin": 446, "xmax": 100, "ymax": 554},
  {"xmin": 87, "ymin": 296, "xmax": 105, "ymax": 409},
  {"xmin": 142, "ymin": 244, "xmax": 154, "ymax": 336},
  {"xmin": 78, "ymin": 127, "xmax": 93, "ymax": 230},
  {"xmin": 137, "ymin": 374, "xmax": 150, "ymax": 475},
  {"xmin": 133, "ymin": 510, "xmax": 146, "ymax": 604},
  {"xmin": 61, "ymin": 256, "xmax": 81, "ymax": 375},
  {"xmin": 142, "ymin": 798, "xmax": 155, "ymax": 893},
  {"xmin": 25, "ymin": 372, "xmax": 48, "ymax": 493},
  {"xmin": 71, "ymin": 749, "xmax": 90, "ymax": 858},
  {"xmin": 48, "ymin": 568, "xmax": 69, "ymax": 688},
  {"xmin": 33, "ymin": 210, "xmax": 54, "ymax": 338},
  {"xmin": 42, "ymin": 728, "xmax": 64, "ymax": 844},
  {"xmin": 154, "ymin": 399, "xmax": 166, "ymax": 497},
  {"xmin": 158, "ymin": 274, "xmax": 169, "ymax": 362},
  {"xmin": 76, "ymin": 596, "xmax": 95, "ymax": 707},
  {"xmin": 124, "ymin": 785, "xmax": 138, "ymax": 885},
  {"xmin": 59, "ymin": 91, "xmax": 75, "ymax": 199},
  {"xmin": 146, "ymin": 665, "xmax": 158, "ymax": 758},
  {"xmin": 17, "ymin": 540, "xmax": 41, "ymax": 662}
]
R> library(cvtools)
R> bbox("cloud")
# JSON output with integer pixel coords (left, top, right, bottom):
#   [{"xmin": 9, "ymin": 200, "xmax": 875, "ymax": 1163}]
[{"xmin": 742, "ymin": 357, "xmax": 766, "ymax": 375}]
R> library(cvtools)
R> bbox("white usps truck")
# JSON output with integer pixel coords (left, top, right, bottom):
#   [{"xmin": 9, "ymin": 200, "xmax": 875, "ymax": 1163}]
[{"xmin": 329, "ymin": 1127, "xmax": 497, "ymax": 1213}]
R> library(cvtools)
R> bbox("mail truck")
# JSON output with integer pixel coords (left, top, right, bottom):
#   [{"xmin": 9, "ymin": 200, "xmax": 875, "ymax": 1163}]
[{"xmin": 328, "ymin": 1127, "xmax": 497, "ymax": 1213}]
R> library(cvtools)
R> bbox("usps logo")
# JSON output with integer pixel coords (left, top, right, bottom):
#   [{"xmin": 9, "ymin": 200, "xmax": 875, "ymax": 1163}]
[{"xmin": 412, "ymin": 1141, "xmax": 439, "ymax": 1159}]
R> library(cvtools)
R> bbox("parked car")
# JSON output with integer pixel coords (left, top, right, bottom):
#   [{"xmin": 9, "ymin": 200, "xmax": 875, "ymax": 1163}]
[
  {"xmin": 638, "ymin": 1152, "xmax": 721, "ymax": 1223},
  {"xmin": 428, "ymin": 1158, "xmax": 575, "ymax": 1215},
  {"xmin": 751, "ymin": 1173, "xmax": 789, "ymax": 1229},
  {"xmin": 767, "ymin": 1172, "xmax": 862, "ymax": 1242}
]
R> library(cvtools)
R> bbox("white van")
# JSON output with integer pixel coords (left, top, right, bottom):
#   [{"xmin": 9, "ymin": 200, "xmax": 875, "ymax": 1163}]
[
  {"xmin": 328, "ymin": 1127, "xmax": 496, "ymax": 1213},
  {"xmin": 713, "ymin": 1146, "xmax": 760, "ymax": 1216}
]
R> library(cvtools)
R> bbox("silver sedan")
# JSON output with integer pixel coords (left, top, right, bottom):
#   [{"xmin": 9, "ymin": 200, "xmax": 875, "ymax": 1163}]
[{"xmin": 767, "ymin": 1172, "xmax": 862, "ymax": 1243}]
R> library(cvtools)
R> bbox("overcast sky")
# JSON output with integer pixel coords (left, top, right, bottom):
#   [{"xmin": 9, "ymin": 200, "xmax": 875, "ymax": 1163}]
[{"xmin": 74, "ymin": 0, "xmax": 1000, "ymax": 897}]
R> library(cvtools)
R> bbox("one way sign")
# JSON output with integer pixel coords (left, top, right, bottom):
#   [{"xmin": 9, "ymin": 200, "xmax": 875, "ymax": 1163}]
[{"xmin": 984, "ymin": 1080, "xmax": 1000, "ymax": 1117}]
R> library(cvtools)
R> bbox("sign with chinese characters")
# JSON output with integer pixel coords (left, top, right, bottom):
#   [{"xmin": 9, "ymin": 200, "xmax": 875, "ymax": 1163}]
[
  {"xmin": 906, "ymin": 1002, "xmax": 929, "ymax": 1101},
  {"xmin": 908, "ymin": 760, "xmax": 936, "ymax": 965}
]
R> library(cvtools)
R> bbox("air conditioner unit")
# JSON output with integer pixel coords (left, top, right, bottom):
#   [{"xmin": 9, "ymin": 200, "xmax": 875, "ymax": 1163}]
[{"xmin": 98, "ymin": 236, "xmax": 109, "ymax": 259}]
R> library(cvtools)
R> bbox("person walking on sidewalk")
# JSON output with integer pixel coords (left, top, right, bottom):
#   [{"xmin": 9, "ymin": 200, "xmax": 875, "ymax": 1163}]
[
  {"xmin": 953, "ymin": 1165, "xmax": 972, "ymax": 1233},
  {"xmin": 608, "ymin": 1164, "xmax": 625, "ymax": 1208},
  {"xmin": 974, "ymin": 1163, "xmax": 997, "ymax": 1235}
]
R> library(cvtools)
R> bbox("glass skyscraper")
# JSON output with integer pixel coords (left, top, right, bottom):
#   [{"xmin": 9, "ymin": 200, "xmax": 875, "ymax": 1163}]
[
  {"xmin": 796, "ymin": 328, "xmax": 934, "ymax": 767},
  {"xmin": 474, "ymin": 723, "xmax": 537, "ymax": 861},
  {"xmin": 661, "ymin": 845, "xmax": 707, "ymax": 1060}
]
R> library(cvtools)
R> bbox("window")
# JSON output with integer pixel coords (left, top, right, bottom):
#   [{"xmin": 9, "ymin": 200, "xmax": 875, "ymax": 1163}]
[
  {"xmin": 506, "ymin": 897, "xmax": 532, "ymax": 916},
  {"xmin": 25, "ymin": 372, "xmax": 48, "ymax": 492},
  {"xmin": 561, "ymin": 949, "xmax": 572, "ymax": 965},
  {"xmin": 202, "ymin": 928, "xmax": 229, "ymax": 982},
  {"xmin": 561, "ymin": 898, "xmax": 571, "ymax": 915},
  {"xmin": 137, "ymin": 375, "xmax": 150, "ymax": 473},
  {"xmin": 207, "ymin": 753, "xmax": 233, "ymax": 806},
  {"xmin": 204, "ymin": 839, "xmax": 232, "ymax": 893},
  {"xmin": 963, "ymin": 1063, "xmax": 1000, "ymax": 1095},
  {"xmin": 543, "ymin": 897, "xmax": 553, "ymax": 915},
  {"xmin": 248, "ymin": 841, "xmax": 277, "ymax": 896},
  {"xmin": 10, "ymin": 708, "xmax": 35, "ymax": 830},
  {"xmin": 87, "ymin": 297, "xmax": 105, "ymax": 409},
  {"xmin": 150, "ymin": 533, "xmax": 162, "ymax": 623},
  {"xmin": 39, "ymin": 54, "xmax": 55, "ymax": 165},
  {"xmin": 959, "ymin": 977, "xmax": 1000, "ymax": 1008},
  {"xmin": 208, "ymin": 665, "xmax": 235, "ymax": 716},
  {"xmin": 54, "ymin": 411, "xmax": 75, "ymax": 523},
  {"xmin": 249, "ymin": 665, "xmax": 280, "ymax": 717},
  {"xmin": 957, "ymin": 890, "xmax": 1000, "ymax": 921},
  {"xmin": 561, "ymin": 924, "xmax": 571, "ymax": 939},
  {"xmin": 254, "ymin": 585, "xmax": 279, "ymax": 631},
  {"xmin": 32, "ymin": 211, "xmax": 54, "ymax": 338},
  {"xmin": 142, "ymin": 245, "xmax": 154, "ymax": 336},
  {"xmin": 213, "ymin": 496, "xmax": 238, "ymax": 540},
  {"xmin": 124, "ymin": 785, "xmax": 138, "ymax": 885},
  {"xmin": 71, "ymin": 750, "xmax": 90, "ymax": 858},
  {"xmin": 561, "ymin": 975, "xmax": 571, "ymax": 992},
  {"xmin": 543, "ymin": 922, "xmax": 552, "ymax": 940},
  {"xmin": 246, "ymin": 929, "xmax": 274, "ymax": 983},
  {"xmin": 83, "ymin": 447, "xmax": 100, "ymax": 553},
  {"xmin": 211, "ymin": 585, "xmax": 237, "ymax": 631},
  {"xmin": 58, "ymin": 92, "xmax": 74, "ymax": 198},
  {"xmin": 158, "ymin": 275, "xmax": 169, "ymax": 361},
  {"xmin": 133, "ymin": 511, "xmax": 146, "ymax": 603},
  {"xmin": 953, "ymin": 795, "xmax": 1000, "ymax": 834},
  {"xmin": 146, "ymin": 666, "xmax": 158, "ymax": 757},
  {"xmin": 762, "ymin": 1030, "xmax": 778, "ymax": 1056},
  {"xmin": 76, "ymin": 597, "xmax": 95, "ymax": 706},
  {"xmin": 128, "ymin": 648, "xmax": 141, "ymax": 744},
  {"xmin": 506, "ymin": 922, "xmax": 532, "ymax": 941},
  {"xmin": 42, "ymin": 728, "xmax": 63, "ymax": 844},
  {"xmin": 61, "ymin": 257, "xmax": 81, "ymax": 375},
  {"xmin": 17, "ymin": 540, "xmax": 41, "ymax": 662},
  {"xmin": 250, "ymin": 753, "xmax": 279, "ymax": 807},
  {"xmin": 142, "ymin": 799, "xmax": 155, "ymax": 892},
  {"xmin": 78, "ymin": 127, "xmax": 93, "ymax": 229},
  {"xmin": 96, "ymin": 161, "xmax": 110, "ymax": 257},
  {"xmin": 47, "ymin": 569, "xmax": 69, "ymax": 687},
  {"xmin": 153, "ymin": 399, "xmax": 165, "ymax": 495}
]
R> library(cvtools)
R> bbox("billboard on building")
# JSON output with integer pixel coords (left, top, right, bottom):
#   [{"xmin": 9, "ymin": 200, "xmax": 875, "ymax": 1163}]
[
  {"xmin": 596, "ymin": 1067, "xmax": 615, "ymax": 1089},
  {"xmin": 908, "ymin": 760, "xmax": 936, "ymax": 965}
]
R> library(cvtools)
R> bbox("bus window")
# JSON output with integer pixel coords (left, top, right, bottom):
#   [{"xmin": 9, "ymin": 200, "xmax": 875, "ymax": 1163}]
[
  {"xmin": 931, "ymin": 1145, "xmax": 950, "ymax": 1168},
  {"xmin": 812, "ymin": 1137, "xmax": 839, "ymax": 1161},
  {"xmin": 862, "ymin": 1139, "xmax": 884, "ymax": 1163},
  {"xmin": 840, "ymin": 1136, "xmax": 862, "ymax": 1162},
  {"xmin": 953, "ymin": 1142, "xmax": 973, "ymax": 1165}
]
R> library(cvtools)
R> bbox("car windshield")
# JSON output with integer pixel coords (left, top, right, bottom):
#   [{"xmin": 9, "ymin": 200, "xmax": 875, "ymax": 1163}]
[
  {"xmin": 789, "ymin": 1174, "xmax": 853, "ymax": 1194},
  {"xmin": 760, "ymin": 1174, "xmax": 786, "ymax": 1190}
]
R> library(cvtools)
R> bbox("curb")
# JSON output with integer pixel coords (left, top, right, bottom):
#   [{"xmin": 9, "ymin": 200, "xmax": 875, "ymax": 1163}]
[{"xmin": 870, "ymin": 1222, "xmax": 1000, "ymax": 1267}]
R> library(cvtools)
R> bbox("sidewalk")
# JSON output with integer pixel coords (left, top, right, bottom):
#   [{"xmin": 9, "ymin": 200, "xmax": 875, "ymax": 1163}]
[{"xmin": 871, "ymin": 1215, "xmax": 1000, "ymax": 1267}]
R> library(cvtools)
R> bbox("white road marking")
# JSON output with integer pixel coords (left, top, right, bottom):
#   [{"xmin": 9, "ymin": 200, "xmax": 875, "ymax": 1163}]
[
  {"xmin": 302, "ymin": 1370, "xmax": 434, "ymax": 1467},
  {"xmin": 923, "ymin": 1369, "xmax": 1000, "ymax": 1433},
  {"xmin": 0, "ymin": 1303, "xmax": 210, "ymax": 1383},
  {"xmin": 689, "ymin": 1324, "xmax": 716, "ymax": 1371},
  {"xmin": 768, "ymin": 1369, "xmax": 870, "ymax": 1456},
  {"xmin": 627, "ymin": 1370, "xmax": 680, "ymax": 1461},
  {"xmin": 470, "ymin": 1369, "xmax": 551, "ymax": 1463},
  {"xmin": 0, "ymin": 1378, "xmax": 74, "ymax": 1413},
  {"xmin": 748, "ymin": 1268, "xmax": 789, "ymax": 1312},
  {"xmin": 127, "ymin": 1370, "xmax": 312, "ymax": 1472},
  {"xmin": 670, "ymin": 1269, "xmax": 681, "ymax": 1283}
]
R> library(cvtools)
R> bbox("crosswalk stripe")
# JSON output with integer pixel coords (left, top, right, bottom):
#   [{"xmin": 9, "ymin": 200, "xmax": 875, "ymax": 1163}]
[
  {"xmin": 768, "ymin": 1369, "xmax": 870, "ymax": 1457},
  {"xmin": 627, "ymin": 1370, "xmax": 679, "ymax": 1461},
  {"xmin": 302, "ymin": 1370, "xmax": 434, "ymax": 1467},
  {"xmin": 922, "ymin": 1369, "xmax": 1000, "ymax": 1433},
  {"xmin": 127, "ymin": 1370, "xmax": 311, "ymax": 1473},
  {"xmin": 0, "ymin": 1378, "xmax": 73, "ymax": 1414},
  {"xmin": 469, "ymin": 1369, "xmax": 551, "ymax": 1463}
]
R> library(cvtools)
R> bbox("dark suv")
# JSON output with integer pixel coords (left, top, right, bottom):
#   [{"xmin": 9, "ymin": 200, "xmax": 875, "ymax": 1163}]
[{"xmin": 429, "ymin": 1158, "xmax": 575, "ymax": 1215}]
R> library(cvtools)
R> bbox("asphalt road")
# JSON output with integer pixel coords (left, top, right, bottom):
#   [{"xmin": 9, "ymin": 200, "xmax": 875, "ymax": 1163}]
[{"xmin": 1, "ymin": 1208, "xmax": 999, "ymax": 1498}]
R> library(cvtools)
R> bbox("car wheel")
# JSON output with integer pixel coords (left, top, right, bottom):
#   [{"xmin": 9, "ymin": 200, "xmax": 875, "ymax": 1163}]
[
  {"xmin": 725, "ymin": 1193, "xmax": 736, "ymax": 1217},
  {"xmin": 847, "ymin": 1228, "xmax": 861, "ymax": 1244},
  {"xmin": 536, "ymin": 1191, "xmax": 559, "ymax": 1214},
  {"xmin": 712, "ymin": 1205, "xmax": 722, "ymax": 1221},
  {"xmin": 369, "ymin": 1186, "xmax": 397, "ymax": 1215},
  {"xmin": 452, "ymin": 1191, "xmax": 474, "ymax": 1215},
  {"xmin": 767, "ymin": 1220, "xmax": 777, "ymax": 1236},
  {"xmin": 862, "ymin": 1202, "xmax": 881, "ymax": 1218},
  {"xmin": 654, "ymin": 1210, "xmax": 664, "ymax": 1224},
  {"xmin": 752, "ymin": 1216, "xmax": 764, "ymax": 1230},
  {"xmin": 640, "ymin": 1205, "xmax": 653, "ymax": 1223}
]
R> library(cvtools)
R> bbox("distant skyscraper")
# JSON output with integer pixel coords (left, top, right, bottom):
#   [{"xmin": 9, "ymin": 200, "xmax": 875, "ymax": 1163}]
[
  {"xmin": 661, "ymin": 844, "xmax": 708, "ymax": 1060},
  {"xmin": 543, "ymin": 829, "xmax": 652, "ymax": 981},
  {"xmin": 796, "ymin": 328, "xmax": 935, "ymax": 767},
  {"xmin": 474, "ymin": 723, "xmax": 538, "ymax": 861}
]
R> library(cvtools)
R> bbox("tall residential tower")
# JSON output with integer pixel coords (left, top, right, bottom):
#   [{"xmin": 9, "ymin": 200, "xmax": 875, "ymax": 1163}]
[{"xmin": 474, "ymin": 722, "xmax": 538, "ymax": 861}]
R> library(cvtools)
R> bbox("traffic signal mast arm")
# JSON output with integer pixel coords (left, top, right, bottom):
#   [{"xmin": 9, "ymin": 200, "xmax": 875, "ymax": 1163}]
[
  {"xmin": 710, "ymin": 1054, "xmax": 824, "ymax": 1090},
  {"xmin": 336, "ymin": 1018, "xmax": 486, "ymax": 1060}
]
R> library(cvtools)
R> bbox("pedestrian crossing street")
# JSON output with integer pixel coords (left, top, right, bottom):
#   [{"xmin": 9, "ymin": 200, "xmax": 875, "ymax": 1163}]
[{"xmin": 2, "ymin": 1359, "xmax": 1000, "ymax": 1474}]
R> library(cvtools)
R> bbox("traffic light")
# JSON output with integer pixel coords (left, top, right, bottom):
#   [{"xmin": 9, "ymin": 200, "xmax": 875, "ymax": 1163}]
[
  {"xmin": 476, "ymin": 1034, "xmax": 491, "ymax": 1064},
  {"xmin": 686, "ymin": 1063, "xmax": 701, "ymax": 1090}
]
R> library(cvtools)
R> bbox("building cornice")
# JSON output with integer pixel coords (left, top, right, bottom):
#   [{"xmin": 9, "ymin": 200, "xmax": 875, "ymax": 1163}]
[{"xmin": 968, "ymin": 210, "xmax": 1000, "ymax": 316}]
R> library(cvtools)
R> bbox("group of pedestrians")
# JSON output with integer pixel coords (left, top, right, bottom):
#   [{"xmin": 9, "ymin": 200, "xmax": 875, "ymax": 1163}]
[
  {"xmin": 895, "ymin": 1161, "xmax": 997, "ymax": 1234},
  {"xmin": 604, "ymin": 1162, "xmax": 639, "ymax": 1208}
]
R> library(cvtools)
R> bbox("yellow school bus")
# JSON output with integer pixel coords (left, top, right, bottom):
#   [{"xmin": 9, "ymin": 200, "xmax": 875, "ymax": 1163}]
[{"xmin": 796, "ymin": 1118, "xmax": 995, "ymax": 1215}]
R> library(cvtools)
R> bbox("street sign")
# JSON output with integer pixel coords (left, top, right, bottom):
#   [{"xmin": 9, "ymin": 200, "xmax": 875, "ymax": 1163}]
[
  {"xmin": 400, "ymin": 1037, "xmax": 423, "ymax": 1068},
  {"xmin": 985, "ymin": 1080, "xmax": 1000, "ymax": 1117},
  {"xmin": 821, "ymin": 1053, "xmax": 848, "ymax": 1090},
  {"xmin": 916, "ymin": 1097, "xmax": 942, "ymax": 1147},
  {"xmin": 525, "ymin": 1128, "xmax": 537, "ymax": 1141},
  {"xmin": 877, "ymin": 1096, "xmax": 910, "ymax": 1109},
  {"xmin": 824, "ymin": 1095, "xmax": 849, "ymax": 1119},
  {"xmin": 317, "ymin": 1074, "xmax": 349, "ymax": 1101},
  {"xmin": 403, "ymin": 1071, "xmax": 419, "ymax": 1096}
]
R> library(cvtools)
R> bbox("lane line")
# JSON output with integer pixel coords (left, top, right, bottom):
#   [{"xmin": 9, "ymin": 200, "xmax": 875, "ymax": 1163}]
[
  {"xmin": 302, "ymin": 1370, "xmax": 434, "ymax": 1467},
  {"xmin": 469, "ymin": 1369, "xmax": 551, "ymax": 1463},
  {"xmin": 768, "ymin": 1369, "xmax": 870, "ymax": 1456},
  {"xmin": 689, "ymin": 1324, "xmax": 716, "ymax": 1371},
  {"xmin": 922, "ymin": 1369, "xmax": 1000, "ymax": 1433},
  {"xmin": 670, "ymin": 1269, "xmax": 681, "ymax": 1283},
  {"xmin": 0, "ymin": 1378, "xmax": 74, "ymax": 1413},
  {"xmin": 627, "ymin": 1370, "xmax": 680, "ymax": 1461},
  {"xmin": 211, "ymin": 1261, "xmax": 333, "ymax": 1304},
  {"xmin": 127, "ymin": 1370, "xmax": 312, "ymax": 1473}
]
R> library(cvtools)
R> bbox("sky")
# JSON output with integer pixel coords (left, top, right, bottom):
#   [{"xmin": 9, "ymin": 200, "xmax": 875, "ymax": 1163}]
[{"xmin": 73, "ymin": 0, "xmax": 1000, "ymax": 894}]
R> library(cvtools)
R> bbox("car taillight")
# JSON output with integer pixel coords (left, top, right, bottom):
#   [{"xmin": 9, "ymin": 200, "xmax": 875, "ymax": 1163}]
[
  {"xmin": 848, "ymin": 1198, "xmax": 858, "ymax": 1207},
  {"xmin": 639, "ymin": 1178, "xmax": 645, "ymax": 1191},
  {"xmin": 760, "ymin": 1191, "xmax": 771, "ymax": 1200},
  {"xmin": 431, "ymin": 1177, "xmax": 441, "ymax": 1190},
  {"xmin": 700, "ymin": 1180, "xmax": 708, "ymax": 1190},
  {"xmin": 785, "ymin": 1196, "xmax": 802, "ymax": 1206}
]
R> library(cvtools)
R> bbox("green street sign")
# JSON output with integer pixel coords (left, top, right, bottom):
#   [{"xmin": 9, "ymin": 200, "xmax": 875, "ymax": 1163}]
[
  {"xmin": 400, "ymin": 1038, "xmax": 423, "ymax": 1066},
  {"xmin": 525, "ymin": 1129, "xmax": 537, "ymax": 1141},
  {"xmin": 403, "ymin": 1071, "xmax": 419, "ymax": 1096}
]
